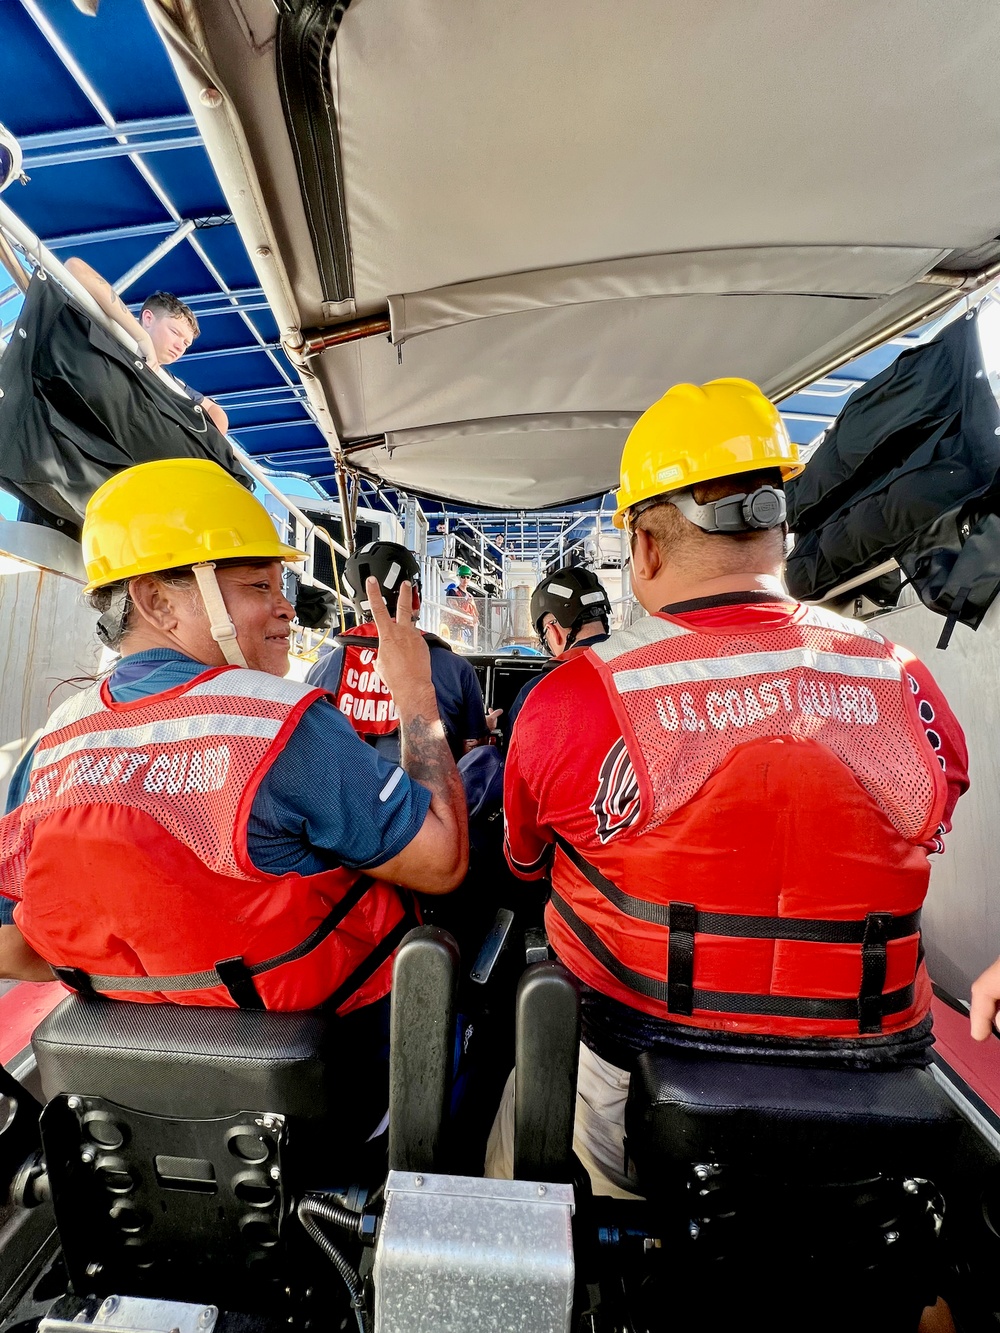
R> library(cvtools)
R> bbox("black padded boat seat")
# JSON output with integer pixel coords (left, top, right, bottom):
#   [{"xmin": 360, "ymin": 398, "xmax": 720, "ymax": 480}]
[
  {"xmin": 626, "ymin": 1050, "xmax": 962, "ymax": 1186},
  {"xmin": 33, "ymin": 995, "xmax": 338, "ymax": 1120}
]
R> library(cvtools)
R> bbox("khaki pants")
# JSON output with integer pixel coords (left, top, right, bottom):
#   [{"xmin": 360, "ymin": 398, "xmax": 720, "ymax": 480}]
[{"xmin": 485, "ymin": 1042, "xmax": 643, "ymax": 1199}]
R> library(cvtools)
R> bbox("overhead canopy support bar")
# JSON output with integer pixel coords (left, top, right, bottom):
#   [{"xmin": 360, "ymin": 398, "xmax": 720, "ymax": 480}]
[
  {"xmin": 18, "ymin": 114, "xmax": 198, "ymax": 151},
  {"xmin": 776, "ymin": 259, "xmax": 1000, "ymax": 404},
  {"xmin": 24, "ymin": 135, "xmax": 203, "ymax": 170},
  {"xmin": 114, "ymin": 219, "xmax": 195, "ymax": 295},
  {"xmin": 45, "ymin": 215, "xmax": 233, "ymax": 252},
  {"xmin": 0, "ymin": 231, "xmax": 30, "ymax": 295},
  {"xmin": 299, "ymin": 312, "xmax": 391, "ymax": 355}
]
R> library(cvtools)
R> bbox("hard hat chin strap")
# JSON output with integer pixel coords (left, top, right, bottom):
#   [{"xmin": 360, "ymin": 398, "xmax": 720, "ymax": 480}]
[{"xmin": 192, "ymin": 563, "xmax": 248, "ymax": 668}]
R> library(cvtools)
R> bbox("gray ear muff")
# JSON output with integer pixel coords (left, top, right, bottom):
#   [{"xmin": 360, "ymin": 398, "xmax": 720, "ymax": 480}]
[
  {"xmin": 670, "ymin": 485, "xmax": 786, "ymax": 534},
  {"xmin": 96, "ymin": 585, "xmax": 130, "ymax": 648},
  {"xmin": 742, "ymin": 486, "xmax": 786, "ymax": 530}
]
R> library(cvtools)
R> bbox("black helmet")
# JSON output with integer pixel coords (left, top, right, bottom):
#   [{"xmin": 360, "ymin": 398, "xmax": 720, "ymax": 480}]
[
  {"xmin": 343, "ymin": 541, "xmax": 420, "ymax": 617},
  {"xmin": 530, "ymin": 566, "xmax": 611, "ymax": 647}
]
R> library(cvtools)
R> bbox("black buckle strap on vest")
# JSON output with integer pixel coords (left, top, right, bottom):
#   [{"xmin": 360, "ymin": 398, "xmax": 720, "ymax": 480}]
[
  {"xmin": 215, "ymin": 956, "xmax": 265, "ymax": 1010},
  {"xmin": 859, "ymin": 912, "xmax": 892, "ymax": 1035},
  {"xmin": 666, "ymin": 902, "xmax": 696, "ymax": 1016},
  {"xmin": 220, "ymin": 874, "xmax": 380, "ymax": 1008},
  {"xmin": 51, "ymin": 966, "xmax": 100, "ymax": 1001},
  {"xmin": 553, "ymin": 838, "xmax": 921, "ymax": 944},
  {"xmin": 323, "ymin": 905, "xmax": 418, "ymax": 1014},
  {"xmin": 548, "ymin": 891, "xmax": 916, "ymax": 1026},
  {"xmin": 48, "ymin": 875, "xmax": 382, "ymax": 1004},
  {"xmin": 246, "ymin": 876, "xmax": 376, "ymax": 980}
]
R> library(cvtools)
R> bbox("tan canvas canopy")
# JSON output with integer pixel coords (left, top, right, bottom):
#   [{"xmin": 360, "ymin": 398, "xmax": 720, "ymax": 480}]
[{"xmin": 148, "ymin": 0, "xmax": 1000, "ymax": 506}]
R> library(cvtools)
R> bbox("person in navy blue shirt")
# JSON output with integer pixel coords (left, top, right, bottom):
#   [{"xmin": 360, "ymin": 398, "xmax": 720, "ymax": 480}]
[
  {"xmin": 309, "ymin": 541, "xmax": 489, "ymax": 763},
  {"xmin": 0, "ymin": 472, "xmax": 468, "ymax": 1009}
]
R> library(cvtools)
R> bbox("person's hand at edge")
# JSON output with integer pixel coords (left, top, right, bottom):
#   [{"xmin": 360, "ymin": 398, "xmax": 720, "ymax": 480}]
[{"xmin": 970, "ymin": 956, "xmax": 1000, "ymax": 1040}]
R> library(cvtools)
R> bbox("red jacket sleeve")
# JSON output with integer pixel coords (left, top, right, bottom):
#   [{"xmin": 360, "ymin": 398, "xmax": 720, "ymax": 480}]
[{"xmin": 503, "ymin": 726, "xmax": 553, "ymax": 879}]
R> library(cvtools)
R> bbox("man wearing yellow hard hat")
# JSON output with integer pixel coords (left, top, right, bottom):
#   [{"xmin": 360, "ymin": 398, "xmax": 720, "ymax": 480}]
[
  {"xmin": 489, "ymin": 378, "xmax": 969, "ymax": 1196},
  {"xmin": 0, "ymin": 459, "xmax": 467, "ymax": 1134}
]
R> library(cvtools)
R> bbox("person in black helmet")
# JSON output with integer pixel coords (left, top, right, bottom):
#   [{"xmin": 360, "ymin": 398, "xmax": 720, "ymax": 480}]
[
  {"xmin": 308, "ymin": 541, "xmax": 489, "ymax": 762},
  {"xmin": 506, "ymin": 567, "xmax": 613, "ymax": 733}
]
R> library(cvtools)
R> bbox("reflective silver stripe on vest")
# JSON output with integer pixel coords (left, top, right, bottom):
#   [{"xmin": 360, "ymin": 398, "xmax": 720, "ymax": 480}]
[
  {"xmin": 41, "ymin": 682, "xmax": 105, "ymax": 733},
  {"xmin": 77, "ymin": 967, "xmax": 224, "ymax": 993},
  {"xmin": 590, "ymin": 614, "xmax": 691, "ymax": 662},
  {"xmin": 34, "ymin": 714, "xmax": 283, "ymax": 767},
  {"xmin": 592, "ymin": 603, "xmax": 886, "ymax": 673},
  {"xmin": 188, "ymin": 670, "xmax": 317, "ymax": 704},
  {"xmin": 801, "ymin": 604, "xmax": 885, "ymax": 642},
  {"xmin": 612, "ymin": 648, "xmax": 903, "ymax": 694}
]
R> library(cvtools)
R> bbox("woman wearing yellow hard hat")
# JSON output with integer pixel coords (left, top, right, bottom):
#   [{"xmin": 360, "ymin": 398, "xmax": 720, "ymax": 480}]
[{"xmin": 0, "ymin": 459, "xmax": 467, "ymax": 1143}]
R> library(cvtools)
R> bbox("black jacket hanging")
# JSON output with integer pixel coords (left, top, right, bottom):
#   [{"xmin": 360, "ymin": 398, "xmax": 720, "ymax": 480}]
[
  {"xmin": 0, "ymin": 272, "xmax": 249, "ymax": 531},
  {"xmin": 785, "ymin": 310, "xmax": 1000, "ymax": 632}
]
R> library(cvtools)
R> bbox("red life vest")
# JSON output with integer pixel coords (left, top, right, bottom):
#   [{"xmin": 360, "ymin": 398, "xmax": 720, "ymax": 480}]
[
  {"xmin": 544, "ymin": 604, "xmax": 948, "ymax": 1039},
  {"xmin": 331, "ymin": 621, "xmax": 401, "ymax": 740},
  {"xmin": 0, "ymin": 666, "xmax": 412, "ymax": 1013}
]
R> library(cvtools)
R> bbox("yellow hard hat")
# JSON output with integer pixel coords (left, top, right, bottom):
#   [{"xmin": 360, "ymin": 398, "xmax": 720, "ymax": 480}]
[
  {"xmin": 82, "ymin": 458, "xmax": 306, "ymax": 592},
  {"xmin": 613, "ymin": 378, "xmax": 803, "ymax": 528}
]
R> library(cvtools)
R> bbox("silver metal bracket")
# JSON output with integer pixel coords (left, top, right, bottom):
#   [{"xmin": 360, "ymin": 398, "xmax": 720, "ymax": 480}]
[
  {"xmin": 373, "ymin": 1171, "xmax": 575, "ymax": 1332},
  {"xmin": 41, "ymin": 1296, "xmax": 219, "ymax": 1333}
]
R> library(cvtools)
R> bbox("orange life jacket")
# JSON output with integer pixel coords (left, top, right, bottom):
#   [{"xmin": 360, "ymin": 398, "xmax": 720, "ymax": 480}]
[
  {"xmin": 0, "ymin": 666, "xmax": 412, "ymax": 1013},
  {"xmin": 545, "ymin": 605, "xmax": 948, "ymax": 1039}
]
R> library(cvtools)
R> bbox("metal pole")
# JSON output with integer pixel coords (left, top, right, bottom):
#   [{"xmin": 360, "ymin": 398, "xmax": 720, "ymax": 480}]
[
  {"xmin": 227, "ymin": 441, "xmax": 347, "ymax": 558},
  {"xmin": 0, "ymin": 195, "xmax": 139, "ymax": 351},
  {"xmin": 0, "ymin": 233, "xmax": 29, "ymax": 294},
  {"xmin": 812, "ymin": 558, "xmax": 899, "ymax": 604},
  {"xmin": 774, "ymin": 261, "xmax": 1000, "ymax": 403},
  {"xmin": 334, "ymin": 461, "xmax": 356, "ymax": 554},
  {"xmin": 301, "ymin": 312, "xmax": 392, "ymax": 354},
  {"xmin": 113, "ymin": 219, "xmax": 196, "ymax": 295}
]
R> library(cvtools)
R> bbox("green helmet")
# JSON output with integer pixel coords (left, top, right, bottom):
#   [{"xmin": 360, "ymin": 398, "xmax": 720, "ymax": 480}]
[{"xmin": 456, "ymin": 565, "xmax": 472, "ymax": 578}]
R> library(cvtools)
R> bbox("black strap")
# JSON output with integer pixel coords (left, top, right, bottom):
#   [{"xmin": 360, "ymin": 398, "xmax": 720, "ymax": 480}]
[
  {"xmin": 208, "ymin": 878, "xmax": 394, "ymax": 1012},
  {"xmin": 548, "ymin": 891, "xmax": 915, "ymax": 1024},
  {"xmin": 52, "ymin": 876, "xmax": 380, "ymax": 1003},
  {"xmin": 246, "ymin": 876, "xmax": 375, "ymax": 977},
  {"xmin": 858, "ymin": 912, "xmax": 891, "ymax": 1034},
  {"xmin": 51, "ymin": 966, "xmax": 100, "ymax": 1000},
  {"xmin": 323, "ymin": 907, "xmax": 418, "ymax": 1013},
  {"xmin": 215, "ymin": 956, "xmax": 265, "ymax": 1010},
  {"xmin": 936, "ymin": 585, "xmax": 971, "ymax": 651},
  {"xmin": 666, "ymin": 902, "xmax": 696, "ymax": 1016},
  {"xmin": 555, "ymin": 839, "xmax": 921, "ymax": 943}
]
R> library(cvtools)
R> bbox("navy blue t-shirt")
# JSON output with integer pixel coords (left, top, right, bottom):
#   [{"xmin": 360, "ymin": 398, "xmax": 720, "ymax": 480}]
[
  {"xmin": 0, "ymin": 650, "xmax": 430, "ymax": 924},
  {"xmin": 308, "ymin": 637, "xmax": 487, "ymax": 764}
]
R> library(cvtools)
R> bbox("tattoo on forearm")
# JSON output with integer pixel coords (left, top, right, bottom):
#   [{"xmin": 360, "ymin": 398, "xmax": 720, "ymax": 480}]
[
  {"xmin": 99, "ymin": 277, "xmax": 135, "ymax": 325},
  {"xmin": 401, "ymin": 713, "xmax": 462, "ymax": 804}
]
